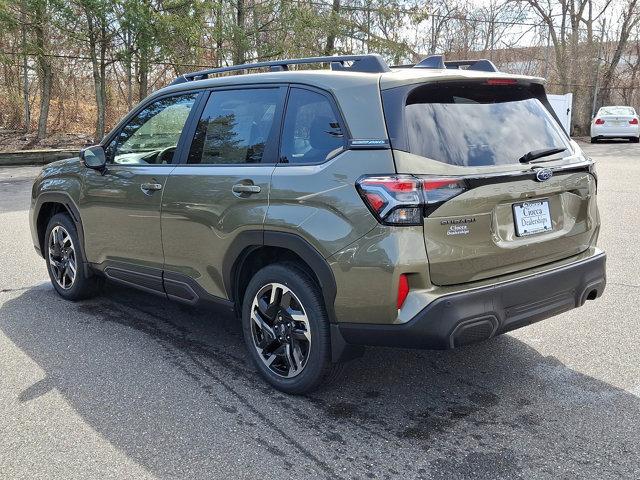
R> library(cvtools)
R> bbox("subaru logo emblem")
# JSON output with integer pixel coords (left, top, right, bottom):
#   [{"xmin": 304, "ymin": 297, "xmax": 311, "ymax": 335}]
[{"xmin": 535, "ymin": 168, "xmax": 553, "ymax": 182}]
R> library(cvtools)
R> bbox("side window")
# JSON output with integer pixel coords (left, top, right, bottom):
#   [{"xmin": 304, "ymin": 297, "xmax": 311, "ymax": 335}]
[
  {"xmin": 188, "ymin": 88, "xmax": 280, "ymax": 164},
  {"xmin": 280, "ymin": 88, "xmax": 344, "ymax": 164},
  {"xmin": 106, "ymin": 93, "xmax": 197, "ymax": 165}
]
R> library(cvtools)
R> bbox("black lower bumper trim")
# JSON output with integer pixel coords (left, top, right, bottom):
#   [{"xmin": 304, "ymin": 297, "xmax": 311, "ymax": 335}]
[{"xmin": 338, "ymin": 253, "xmax": 606, "ymax": 350}]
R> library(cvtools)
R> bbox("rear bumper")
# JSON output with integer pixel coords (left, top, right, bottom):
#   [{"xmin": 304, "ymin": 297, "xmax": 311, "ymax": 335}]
[
  {"xmin": 336, "ymin": 251, "xmax": 606, "ymax": 351},
  {"xmin": 591, "ymin": 126, "xmax": 639, "ymax": 138},
  {"xmin": 592, "ymin": 134, "xmax": 639, "ymax": 139}
]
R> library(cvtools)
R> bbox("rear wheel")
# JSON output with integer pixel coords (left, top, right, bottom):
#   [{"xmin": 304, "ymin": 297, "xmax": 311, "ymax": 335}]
[
  {"xmin": 241, "ymin": 264, "xmax": 339, "ymax": 394},
  {"xmin": 590, "ymin": 137, "xmax": 598, "ymax": 143},
  {"xmin": 45, "ymin": 213, "xmax": 101, "ymax": 300},
  {"xmin": 631, "ymin": 137, "xmax": 639, "ymax": 143}
]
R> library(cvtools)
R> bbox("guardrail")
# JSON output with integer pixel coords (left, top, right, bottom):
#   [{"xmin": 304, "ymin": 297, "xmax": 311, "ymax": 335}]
[{"xmin": 0, "ymin": 149, "xmax": 79, "ymax": 166}]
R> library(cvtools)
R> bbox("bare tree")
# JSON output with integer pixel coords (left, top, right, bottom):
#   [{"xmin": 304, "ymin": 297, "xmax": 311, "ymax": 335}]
[
  {"xmin": 515, "ymin": 0, "xmax": 638, "ymax": 132},
  {"xmin": 598, "ymin": 0, "xmax": 640, "ymax": 105}
]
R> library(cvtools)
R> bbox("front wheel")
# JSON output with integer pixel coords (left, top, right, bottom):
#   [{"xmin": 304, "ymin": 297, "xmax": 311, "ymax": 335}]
[
  {"xmin": 241, "ymin": 264, "xmax": 339, "ymax": 394},
  {"xmin": 590, "ymin": 137, "xmax": 597, "ymax": 143},
  {"xmin": 631, "ymin": 137, "xmax": 639, "ymax": 143},
  {"xmin": 45, "ymin": 213, "xmax": 101, "ymax": 300}
]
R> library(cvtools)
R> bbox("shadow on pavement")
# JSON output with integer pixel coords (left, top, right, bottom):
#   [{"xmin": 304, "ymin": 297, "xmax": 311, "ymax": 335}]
[
  {"xmin": 591, "ymin": 138, "xmax": 637, "ymax": 144},
  {"xmin": 2, "ymin": 284, "xmax": 639, "ymax": 479}
]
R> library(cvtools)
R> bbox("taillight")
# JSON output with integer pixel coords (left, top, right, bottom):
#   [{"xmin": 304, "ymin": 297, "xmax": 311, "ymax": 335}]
[
  {"xmin": 630, "ymin": 118, "xmax": 639, "ymax": 125},
  {"xmin": 356, "ymin": 175, "xmax": 467, "ymax": 225},
  {"xmin": 397, "ymin": 274, "xmax": 409, "ymax": 309},
  {"xmin": 422, "ymin": 178, "xmax": 467, "ymax": 213},
  {"xmin": 356, "ymin": 175, "xmax": 423, "ymax": 225},
  {"xmin": 595, "ymin": 118, "xmax": 605, "ymax": 125}
]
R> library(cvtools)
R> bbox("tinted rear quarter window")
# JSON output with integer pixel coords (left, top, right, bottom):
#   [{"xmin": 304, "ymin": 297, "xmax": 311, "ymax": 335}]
[{"xmin": 280, "ymin": 88, "xmax": 344, "ymax": 164}]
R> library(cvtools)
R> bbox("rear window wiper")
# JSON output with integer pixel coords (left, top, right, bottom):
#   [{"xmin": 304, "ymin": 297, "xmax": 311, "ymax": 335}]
[{"xmin": 518, "ymin": 147, "xmax": 567, "ymax": 164}]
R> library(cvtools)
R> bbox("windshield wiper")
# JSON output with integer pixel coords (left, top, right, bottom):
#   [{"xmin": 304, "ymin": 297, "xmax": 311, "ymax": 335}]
[{"xmin": 518, "ymin": 147, "xmax": 567, "ymax": 164}]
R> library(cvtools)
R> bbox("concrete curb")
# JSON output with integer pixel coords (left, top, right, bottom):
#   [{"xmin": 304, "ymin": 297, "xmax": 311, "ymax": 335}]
[{"xmin": 0, "ymin": 149, "xmax": 79, "ymax": 166}]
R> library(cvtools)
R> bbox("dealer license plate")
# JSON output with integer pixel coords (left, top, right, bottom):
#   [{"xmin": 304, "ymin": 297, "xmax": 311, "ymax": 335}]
[{"xmin": 513, "ymin": 199, "xmax": 552, "ymax": 237}]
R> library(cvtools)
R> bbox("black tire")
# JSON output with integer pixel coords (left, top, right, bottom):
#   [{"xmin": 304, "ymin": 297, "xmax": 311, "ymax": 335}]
[
  {"xmin": 631, "ymin": 137, "xmax": 639, "ymax": 143},
  {"xmin": 241, "ymin": 263, "xmax": 340, "ymax": 394},
  {"xmin": 44, "ymin": 213, "xmax": 101, "ymax": 300},
  {"xmin": 590, "ymin": 137, "xmax": 597, "ymax": 143}
]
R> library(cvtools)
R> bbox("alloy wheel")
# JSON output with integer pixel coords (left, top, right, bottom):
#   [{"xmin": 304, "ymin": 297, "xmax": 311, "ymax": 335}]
[
  {"xmin": 48, "ymin": 225, "xmax": 77, "ymax": 290},
  {"xmin": 250, "ymin": 282, "xmax": 311, "ymax": 378}
]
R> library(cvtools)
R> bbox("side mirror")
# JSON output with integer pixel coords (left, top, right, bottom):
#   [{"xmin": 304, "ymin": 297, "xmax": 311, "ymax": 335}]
[{"xmin": 80, "ymin": 145, "xmax": 107, "ymax": 171}]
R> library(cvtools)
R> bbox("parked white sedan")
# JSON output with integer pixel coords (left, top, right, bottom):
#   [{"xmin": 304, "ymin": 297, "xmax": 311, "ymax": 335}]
[{"xmin": 591, "ymin": 106, "xmax": 639, "ymax": 143}]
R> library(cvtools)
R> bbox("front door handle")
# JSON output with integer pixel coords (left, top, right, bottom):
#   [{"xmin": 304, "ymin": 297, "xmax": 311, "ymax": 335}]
[
  {"xmin": 141, "ymin": 182, "xmax": 163, "ymax": 192},
  {"xmin": 232, "ymin": 184, "xmax": 261, "ymax": 195}
]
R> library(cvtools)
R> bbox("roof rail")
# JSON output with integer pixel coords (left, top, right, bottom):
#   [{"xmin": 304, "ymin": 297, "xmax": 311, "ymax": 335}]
[
  {"xmin": 411, "ymin": 54, "xmax": 499, "ymax": 73},
  {"xmin": 170, "ymin": 54, "xmax": 390, "ymax": 85}
]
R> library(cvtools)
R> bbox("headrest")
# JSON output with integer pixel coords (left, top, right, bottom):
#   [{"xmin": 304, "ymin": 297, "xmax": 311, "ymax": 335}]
[{"xmin": 308, "ymin": 116, "xmax": 336, "ymax": 149}]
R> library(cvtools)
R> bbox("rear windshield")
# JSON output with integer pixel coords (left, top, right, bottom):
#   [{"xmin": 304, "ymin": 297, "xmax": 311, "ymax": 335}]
[
  {"xmin": 599, "ymin": 106, "xmax": 635, "ymax": 116},
  {"xmin": 387, "ymin": 83, "xmax": 570, "ymax": 167}
]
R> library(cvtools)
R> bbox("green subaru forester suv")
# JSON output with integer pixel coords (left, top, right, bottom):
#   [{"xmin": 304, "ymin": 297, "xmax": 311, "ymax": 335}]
[{"xmin": 30, "ymin": 54, "xmax": 606, "ymax": 394}]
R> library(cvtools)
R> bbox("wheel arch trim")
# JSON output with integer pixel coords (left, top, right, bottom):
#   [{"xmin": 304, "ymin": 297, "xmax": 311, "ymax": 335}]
[
  {"xmin": 223, "ymin": 230, "xmax": 338, "ymax": 324},
  {"xmin": 33, "ymin": 192, "xmax": 85, "ymax": 259}
]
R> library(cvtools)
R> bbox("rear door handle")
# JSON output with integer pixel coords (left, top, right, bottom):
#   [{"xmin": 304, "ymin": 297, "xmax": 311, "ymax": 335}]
[
  {"xmin": 232, "ymin": 184, "xmax": 261, "ymax": 194},
  {"xmin": 141, "ymin": 182, "xmax": 163, "ymax": 192}
]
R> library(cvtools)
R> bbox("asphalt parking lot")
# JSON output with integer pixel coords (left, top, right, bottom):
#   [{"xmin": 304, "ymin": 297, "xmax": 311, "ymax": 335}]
[{"xmin": 1, "ymin": 141, "xmax": 639, "ymax": 480}]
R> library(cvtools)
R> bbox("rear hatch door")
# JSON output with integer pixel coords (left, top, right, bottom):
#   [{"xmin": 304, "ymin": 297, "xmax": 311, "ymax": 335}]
[{"xmin": 382, "ymin": 79, "xmax": 599, "ymax": 286}]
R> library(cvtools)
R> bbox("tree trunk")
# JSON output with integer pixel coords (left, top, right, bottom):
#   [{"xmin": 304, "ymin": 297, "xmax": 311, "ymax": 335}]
[
  {"xmin": 139, "ymin": 46, "xmax": 149, "ymax": 101},
  {"xmin": 233, "ymin": 0, "xmax": 246, "ymax": 65},
  {"xmin": 36, "ymin": 63, "xmax": 53, "ymax": 140},
  {"xmin": 124, "ymin": 28, "xmax": 133, "ymax": 108},
  {"xmin": 578, "ymin": 4, "xmax": 599, "ymax": 132},
  {"xmin": 97, "ymin": 18, "xmax": 108, "ymax": 140},
  {"xmin": 34, "ymin": 0, "xmax": 52, "ymax": 140},
  {"xmin": 21, "ymin": 1, "xmax": 30, "ymax": 133},
  {"xmin": 324, "ymin": 0, "xmax": 341, "ymax": 56},
  {"xmin": 216, "ymin": 0, "xmax": 223, "ymax": 66},
  {"xmin": 85, "ymin": 9, "xmax": 107, "ymax": 142}
]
